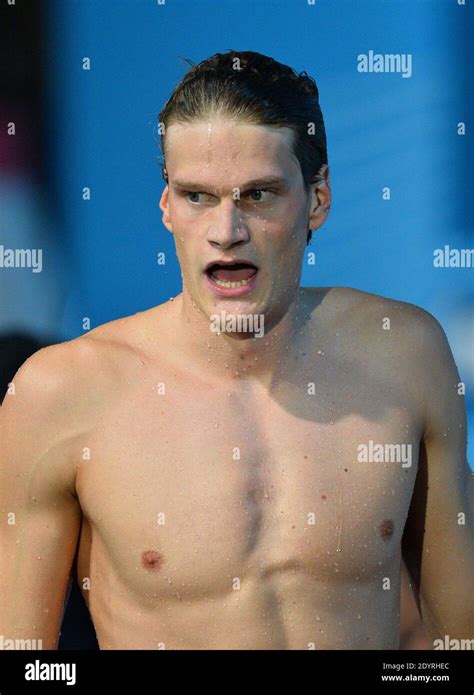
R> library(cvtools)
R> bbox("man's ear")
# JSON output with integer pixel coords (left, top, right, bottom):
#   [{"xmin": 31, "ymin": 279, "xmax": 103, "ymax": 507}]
[
  {"xmin": 307, "ymin": 164, "xmax": 331, "ymax": 232},
  {"xmin": 159, "ymin": 186, "xmax": 173, "ymax": 234}
]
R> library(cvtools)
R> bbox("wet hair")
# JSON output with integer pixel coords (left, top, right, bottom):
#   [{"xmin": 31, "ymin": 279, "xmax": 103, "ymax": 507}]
[{"xmin": 158, "ymin": 50, "xmax": 328, "ymax": 244}]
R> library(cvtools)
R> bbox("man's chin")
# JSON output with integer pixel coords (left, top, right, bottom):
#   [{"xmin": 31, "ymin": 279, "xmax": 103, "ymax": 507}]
[{"xmin": 184, "ymin": 275, "xmax": 275, "ymax": 330}]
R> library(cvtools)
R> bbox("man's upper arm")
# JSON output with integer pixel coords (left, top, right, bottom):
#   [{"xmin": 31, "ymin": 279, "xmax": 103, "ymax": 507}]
[
  {"xmin": 402, "ymin": 307, "xmax": 474, "ymax": 640},
  {"xmin": 0, "ymin": 346, "xmax": 82, "ymax": 649}
]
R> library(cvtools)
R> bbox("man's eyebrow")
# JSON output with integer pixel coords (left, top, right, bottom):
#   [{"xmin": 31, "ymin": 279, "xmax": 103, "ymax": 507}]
[{"xmin": 171, "ymin": 176, "xmax": 288, "ymax": 191}]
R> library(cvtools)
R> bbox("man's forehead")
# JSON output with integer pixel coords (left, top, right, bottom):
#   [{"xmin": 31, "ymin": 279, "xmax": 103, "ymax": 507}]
[
  {"xmin": 166, "ymin": 119, "xmax": 292, "ymax": 141},
  {"xmin": 165, "ymin": 120, "xmax": 294, "ymax": 158},
  {"xmin": 165, "ymin": 120, "xmax": 299, "ymax": 185}
]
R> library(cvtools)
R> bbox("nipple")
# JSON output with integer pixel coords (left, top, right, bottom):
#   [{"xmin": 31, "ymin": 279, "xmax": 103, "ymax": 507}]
[
  {"xmin": 141, "ymin": 550, "xmax": 165, "ymax": 572},
  {"xmin": 379, "ymin": 519, "xmax": 394, "ymax": 541}
]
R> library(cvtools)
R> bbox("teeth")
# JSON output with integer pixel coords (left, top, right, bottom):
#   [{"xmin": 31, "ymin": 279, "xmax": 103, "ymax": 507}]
[{"xmin": 211, "ymin": 274, "xmax": 251, "ymax": 288}]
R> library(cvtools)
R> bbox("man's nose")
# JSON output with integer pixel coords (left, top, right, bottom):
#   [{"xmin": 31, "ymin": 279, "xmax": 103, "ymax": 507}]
[{"xmin": 206, "ymin": 201, "xmax": 250, "ymax": 248}]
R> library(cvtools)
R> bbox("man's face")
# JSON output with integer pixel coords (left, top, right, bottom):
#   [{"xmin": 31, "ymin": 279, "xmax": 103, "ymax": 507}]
[{"xmin": 159, "ymin": 118, "xmax": 329, "ymax": 326}]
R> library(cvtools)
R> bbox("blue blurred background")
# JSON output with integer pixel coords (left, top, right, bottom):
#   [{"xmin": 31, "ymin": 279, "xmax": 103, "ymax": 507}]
[{"xmin": 0, "ymin": 0, "xmax": 472, "ymax": 647}]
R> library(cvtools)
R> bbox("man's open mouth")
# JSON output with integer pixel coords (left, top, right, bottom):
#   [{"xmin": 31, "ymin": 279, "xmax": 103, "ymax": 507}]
[{"xmin": 205, "ymin": 262, "xmax": 258, "ymax": 289}]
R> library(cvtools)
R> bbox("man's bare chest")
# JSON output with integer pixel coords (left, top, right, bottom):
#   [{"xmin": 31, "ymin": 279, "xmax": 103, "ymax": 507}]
[{"xmin": 75, "ymin": 373, "xmax": 421, "ymax": 599}]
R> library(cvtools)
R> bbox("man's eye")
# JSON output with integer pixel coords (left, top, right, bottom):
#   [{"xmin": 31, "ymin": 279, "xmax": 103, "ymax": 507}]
[
  {"xmin": 245, "ymin": 189, "xmax": 274, "ymax": 202},
  {"xmin": 184, "ymin": 192, "xmax": 212, "ymax": 203},
  {"xmin": 183, "ymin": 189, "xmax": 274, "ymax": 204}
]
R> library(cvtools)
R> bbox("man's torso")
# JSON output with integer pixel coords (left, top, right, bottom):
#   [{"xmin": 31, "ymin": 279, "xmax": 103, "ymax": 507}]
[{"xmin": 66, "ymin": 287, "xmax": 424, "ymax": 648}]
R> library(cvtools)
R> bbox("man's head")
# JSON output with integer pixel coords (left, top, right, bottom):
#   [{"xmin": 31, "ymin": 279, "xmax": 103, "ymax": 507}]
[{"xmin": 158, "ymin": 50, "xmax": 331, "ymax": 326}]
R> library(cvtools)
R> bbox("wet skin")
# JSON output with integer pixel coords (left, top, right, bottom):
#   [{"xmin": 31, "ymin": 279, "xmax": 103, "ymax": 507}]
[{"xmin": 2, "ymin": 117, "xmax": 472, "ymax": 649}]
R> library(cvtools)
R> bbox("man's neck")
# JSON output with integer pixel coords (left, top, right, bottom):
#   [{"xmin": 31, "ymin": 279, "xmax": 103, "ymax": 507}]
[{"xmin": 174, "ymin": 288, "xmax": 312, "ymax": 388}]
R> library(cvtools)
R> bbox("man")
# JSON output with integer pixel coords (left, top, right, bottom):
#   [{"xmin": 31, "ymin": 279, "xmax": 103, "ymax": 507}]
[{"xmin": 1, "ymin": 50, "xmax": 473, "ymax": 650}]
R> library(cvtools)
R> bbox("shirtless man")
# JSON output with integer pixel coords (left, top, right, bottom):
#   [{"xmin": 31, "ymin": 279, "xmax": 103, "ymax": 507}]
[{"xmin": 1, "ymin": 50, "xmax": 473, "ymax": 650}]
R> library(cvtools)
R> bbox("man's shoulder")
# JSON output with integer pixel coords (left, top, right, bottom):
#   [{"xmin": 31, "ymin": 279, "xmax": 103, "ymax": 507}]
[
  {"xmin": 308, "ymin": 285, "xmax": 449, "ymax": 359},
  {"xmin": 2, "ymin": 309, "xmax": 156, "ymax": 419},
  {"xmin": 313, "ymin": 285, "xmax": 441, "ymax": 327}
]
